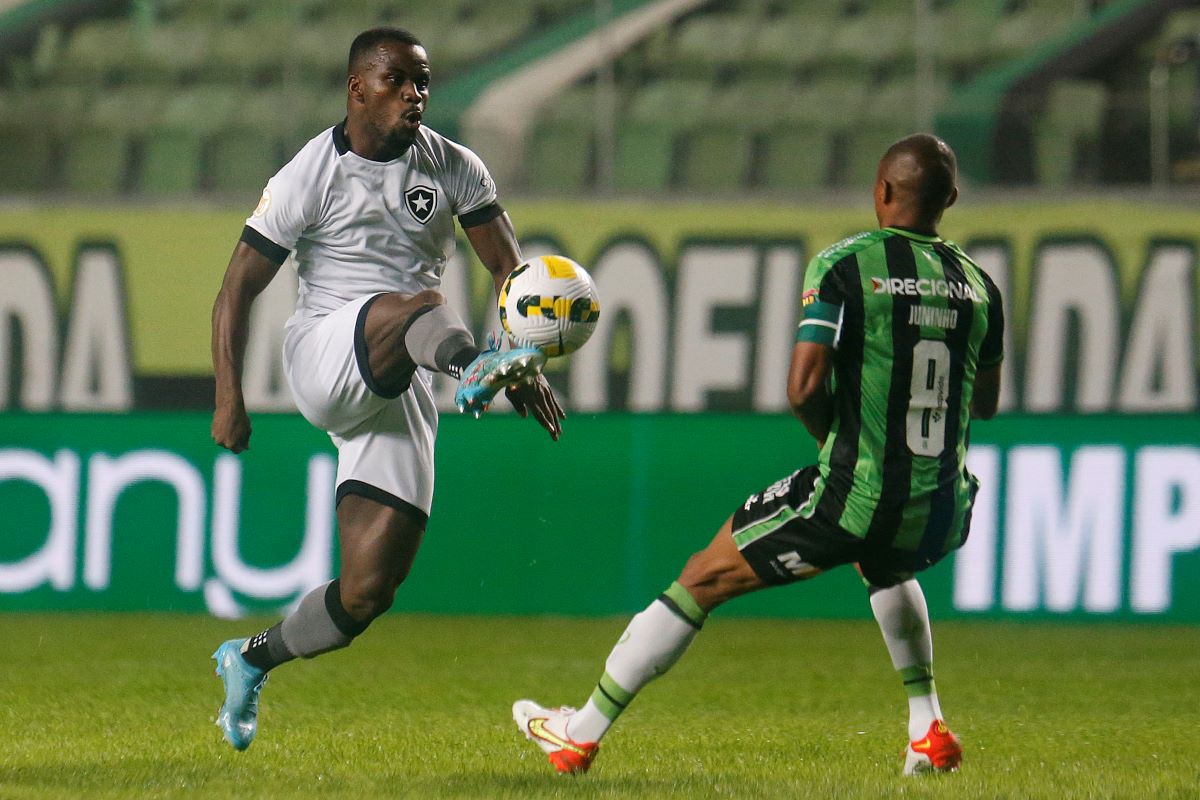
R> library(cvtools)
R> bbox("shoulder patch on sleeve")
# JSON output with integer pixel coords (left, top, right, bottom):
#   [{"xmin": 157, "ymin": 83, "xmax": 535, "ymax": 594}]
[{"xmin": 252, "ymin": 188, "xmax": 271, "ymax": 217}]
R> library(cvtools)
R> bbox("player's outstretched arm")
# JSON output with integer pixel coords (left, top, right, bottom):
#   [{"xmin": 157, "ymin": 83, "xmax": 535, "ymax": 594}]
[
  {"xmin": 464, "ymin": 212, "xmax": 565, "ymax": 440},
  {"xmin": 211, "ymin": 242, "xmax": 282, "ymax": 453},
  {"xmin": 787, "ymin": 341, "xmax": 835, "ymax": 447}
]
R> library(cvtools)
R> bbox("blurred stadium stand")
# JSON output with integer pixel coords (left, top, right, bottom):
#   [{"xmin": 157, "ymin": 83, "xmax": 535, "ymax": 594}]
[{"xmin": 0, "ymin": 0, "xmax": 1199, "ymax": 195}]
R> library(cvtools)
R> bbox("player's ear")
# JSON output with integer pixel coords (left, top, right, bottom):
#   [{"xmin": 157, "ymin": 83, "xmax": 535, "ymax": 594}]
[
  {"xmin": 879, "ymin": 178, "xmax": 893, "ymax": 204},
  {"xmin": 945, "ymin": 185, "xmax": 958, "ymax": 209},
  {"xmin": 347, "ymin": 73, "xmax": 364, "ymax": 104}
]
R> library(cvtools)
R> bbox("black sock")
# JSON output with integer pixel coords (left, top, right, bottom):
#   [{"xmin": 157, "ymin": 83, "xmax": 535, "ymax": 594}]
[
  {"xmin": 241, "ymin": 622, "xmax": 295, "ymax": 672},
  {"xmin": 446, "ymin": 346, "xmax": 480, "ymax": 379}
]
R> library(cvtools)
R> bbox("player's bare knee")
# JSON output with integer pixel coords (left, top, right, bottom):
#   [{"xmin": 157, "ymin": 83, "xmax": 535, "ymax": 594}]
[
  {"xmin": 339, "ymin": 574, "xmax": 396, "ymax": 621},
  {"xmin": 409, "ymin": 289, "xmax": 445, "ymax": 309}
]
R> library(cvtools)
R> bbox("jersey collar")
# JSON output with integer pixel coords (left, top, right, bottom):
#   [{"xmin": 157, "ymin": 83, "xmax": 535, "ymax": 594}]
[
  {"xmin": 332, "ymin": 120, "xmax": 350, "ymax": 155},
  {"xmin": 331, "ymin": 118, "xmax": 416, "ymax": 164},
  {"xmin": 884, "ymin": 226, "xmax": 942, "ymax": 243}
]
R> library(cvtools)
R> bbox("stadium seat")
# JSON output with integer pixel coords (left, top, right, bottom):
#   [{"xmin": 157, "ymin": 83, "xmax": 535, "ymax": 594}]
[
  {"xmin": 63, "ymin": 129, "xmax": 130, "ymax": 194},
  {"xmin": 0, "ymin": 124, "xmax": 54, "ymax": 192},
  {"xmin": 613, "ymin": 121, "xmax": 677, "ymax": 192},
  {"xmin": 1034, "ymin": 80, "xmax": 1108, "ymax": 186},
  {"xmin": 41, "ymin": 86, "xmax": 91, "ymax": 132},
  {"xmin": 759, "ymin": 125, "xmax": 831, "ymax": 190},
  {"xmin": 740, "ymin": 14, "xmax": 837, "ymax": 73},
  {"xmin": 90, "ymin": 88, "xmax": 168, "ymax": 134},
  {"xmin": 629, "ymin": 79, "xmax": 711, "ymax": 126},
  {"xmin": 929, "ymin": 5, "xmax": 1006, "ymax": 69},
  {"xmin": 989, "ymin": 5, "xmax": 1083, "ymax": 64},
  {"xmin": 153, "ymin": 0, "xmax": 253, "ymax": 22},
  {"xmin": 794, "ymin": 78, "xmax": 870, "ymax": 128},
  {"xmin": 59, "ymin": 21, "xmax": 139, "ymax": 85},
  {"xmin": 842, "ymin": 124, "xmax": 905, "ymax": 187},
  {"xmin": 679, "ymin": 128, "xmax": 755, "ymax": 192},
  {"xmin": 137, "ymin": 129, "xmax": 203, "ymax": 195},
  {"xmin": 660, "ymin": 14, "xmax": 760, "ymax": 77},
  {"xmin": 725, "ymin": 78, "xmax": 804, "ymax": 125},
  {"xmin": 829, "ymin": 11, "xmax": 915, "ymax": 68},
  {"xmin": 525, "ymin": 123, "xmax": 594, "ymax": 192},
  {"xmin": 207, "ymin": 129, "xmax": 281, "ymax": 194},
  {"xmin": 136, "ymin": 23, "xmax": 213, "ymax": 84},
  {"xmin": 203, "ymin": 23, "xmax": 293, "ymax": 84},
  {"xmin": 159, "ymin": 87, "xmax": 239, "ymax": 134},
  {"xmin": 293, "ymin": 19, "xmax": 375, "ymax": 85},
  {"xmin": 245, "ymin": 0, "xmax": 324, "ymax": 23},
  {"xmin": 860, "ymin": 78, "xmax": 949, "ymax": 128}
]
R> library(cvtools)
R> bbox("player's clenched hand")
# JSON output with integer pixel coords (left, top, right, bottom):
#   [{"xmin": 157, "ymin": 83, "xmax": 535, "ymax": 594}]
[
  {"xmin": 212, "ymin": 402, "xmax": 252, "ymax": 453},
  {"xmin": 506, "ymin": 374, "xmax": 565, "ymax": 441}
]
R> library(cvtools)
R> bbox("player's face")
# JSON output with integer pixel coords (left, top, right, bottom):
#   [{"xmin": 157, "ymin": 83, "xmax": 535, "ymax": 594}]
[{"xmin": 358, "ymin": 42, "xmax": 430, "ymax": 152}]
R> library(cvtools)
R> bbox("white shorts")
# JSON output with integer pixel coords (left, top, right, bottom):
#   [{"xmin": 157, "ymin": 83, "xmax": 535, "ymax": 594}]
[{"xmin": 283, "ymin": 294, "xmax": 438, "ymax": 520}]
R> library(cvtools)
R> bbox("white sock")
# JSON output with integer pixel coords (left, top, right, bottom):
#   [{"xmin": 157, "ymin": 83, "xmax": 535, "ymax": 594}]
[
  {"xmin": 869, "ymin": 579, "xmax": 944, "ymax": 741},
  {"xmin": 567, "ymin": 582, "xmax": 706, "ymax": 743}
]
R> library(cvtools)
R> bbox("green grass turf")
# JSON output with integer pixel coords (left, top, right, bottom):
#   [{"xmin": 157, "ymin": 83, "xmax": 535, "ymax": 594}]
[{"xmin": 0, "ymin": 614, "xmax": 1196, "ymax": 799}]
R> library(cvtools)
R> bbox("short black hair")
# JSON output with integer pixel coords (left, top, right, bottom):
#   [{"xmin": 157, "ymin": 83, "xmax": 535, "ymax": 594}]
[
  {"xmin": 348, "ymin": 27, "xmax": 423, "ymax": 75},
  {"xmin": 881, "ymin": 133, "xmax": 957, "ymax": 219}
]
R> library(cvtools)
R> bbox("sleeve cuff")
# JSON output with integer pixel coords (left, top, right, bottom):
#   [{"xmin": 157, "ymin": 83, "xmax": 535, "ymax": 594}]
[
  {"xmin": 458, "ymin": 202, "xmax": 504, "ymax": 229},
  {"xmin": 240, "ymin": 225, "xmax": 290, "ymax": 265}
]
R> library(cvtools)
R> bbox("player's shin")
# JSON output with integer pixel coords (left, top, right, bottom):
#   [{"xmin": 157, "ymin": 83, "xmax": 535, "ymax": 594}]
[
  {"xmin": 402, "ymin": 304, "xmax": 479, "ymax": 377},
  {"xmin": 869, "ymin": 579, "xmax": 944, "ymax": 740},
  {"xmin": 242, "ymin": 579, "xmax": 370, "ymax": 672},
  {"xmin": 567, "ymin": 581, "xmax": 707, "ymax": 743}
]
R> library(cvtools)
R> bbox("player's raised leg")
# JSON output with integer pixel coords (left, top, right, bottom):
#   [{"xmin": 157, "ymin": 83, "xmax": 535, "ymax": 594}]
[
  {"xmin": 214, "ymin": 496, "xmax": 423, "ymax": 750},
  {"xmin": 869, "ymin": 578, "xmax": 962, "ymax": 774},
  {"xmin": 358, "ymin": 288, "xmax": 545, "ymax": 417},
  {"xmin": 514, "ymin": 518, "xmax": 765, "ymax": 773}
]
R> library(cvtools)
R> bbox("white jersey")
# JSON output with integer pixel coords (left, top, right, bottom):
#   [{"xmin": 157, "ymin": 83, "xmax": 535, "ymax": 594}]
[
  {"xmin": 239, "ymin": 122, "xmax": 501, "ymax": 517},
  {"xmin": 243, "ymin": 122, "xmax": 499, "ymax": 324}
]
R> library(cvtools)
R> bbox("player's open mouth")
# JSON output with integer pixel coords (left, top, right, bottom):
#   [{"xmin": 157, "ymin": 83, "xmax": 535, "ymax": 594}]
[{"xmin": 403, "ymin": 110, "xmax": 422, "ymax": 126}]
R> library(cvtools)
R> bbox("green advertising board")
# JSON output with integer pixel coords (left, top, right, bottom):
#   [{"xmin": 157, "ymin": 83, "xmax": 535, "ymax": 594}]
[
  {"xmin": 1, "ymin": 199, "xmax": 1197, "ymax": 617},
  {"xmin": 2, "ymin": 412, "xmax": 1197, "ymax": 621}
]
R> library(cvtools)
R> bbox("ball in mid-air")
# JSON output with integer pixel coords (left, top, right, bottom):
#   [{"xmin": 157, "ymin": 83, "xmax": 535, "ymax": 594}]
[{"xmin": 498, "ymin": 255, "xmax": 600, "ymax": 357}]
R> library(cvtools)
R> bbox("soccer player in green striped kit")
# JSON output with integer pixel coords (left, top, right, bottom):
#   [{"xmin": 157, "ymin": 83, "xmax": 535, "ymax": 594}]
[{"xmin": 514, "ymin": 134, "xmax": 1004, "ymax": 776}]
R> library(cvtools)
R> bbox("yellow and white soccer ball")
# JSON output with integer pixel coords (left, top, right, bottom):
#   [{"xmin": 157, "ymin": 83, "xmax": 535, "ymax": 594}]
[{"xmin": 498, "ymin": 255, "xmax": 600, "ymax": 357}]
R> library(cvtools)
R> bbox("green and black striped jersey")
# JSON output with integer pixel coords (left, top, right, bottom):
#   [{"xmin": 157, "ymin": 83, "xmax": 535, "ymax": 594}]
[{"xmin": 795, "ymin": 227, "xmax": 1004, "ymax": 556}]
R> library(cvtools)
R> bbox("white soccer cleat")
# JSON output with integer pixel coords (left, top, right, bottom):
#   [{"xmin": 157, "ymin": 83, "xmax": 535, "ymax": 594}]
[
  {"xmin": 903, "ymin": 719, "xmax": 963, "ymax": 775},
  {"xmin": 512, "ymin": 699, "xmax": 599, "ymax": 774}
]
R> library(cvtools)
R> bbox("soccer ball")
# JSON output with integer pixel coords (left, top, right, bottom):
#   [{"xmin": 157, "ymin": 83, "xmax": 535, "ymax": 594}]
[{"xmin": 498, "ymin": 255, "xmax": 600, "ymax": 357}]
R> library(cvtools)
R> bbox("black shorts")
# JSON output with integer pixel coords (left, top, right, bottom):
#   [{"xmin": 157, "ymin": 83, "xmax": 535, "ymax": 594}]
[{"xmin": 731, "ymin": 465, "xmax": 958, "ymax": 589}]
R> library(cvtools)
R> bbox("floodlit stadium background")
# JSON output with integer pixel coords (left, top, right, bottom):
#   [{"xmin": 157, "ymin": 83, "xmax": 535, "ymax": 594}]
[{"xmin": 1, "ymin": 0, "xmax": 1198, "ymax": 622}]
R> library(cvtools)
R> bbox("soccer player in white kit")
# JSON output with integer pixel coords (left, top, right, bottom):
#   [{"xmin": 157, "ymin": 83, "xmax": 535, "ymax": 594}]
[{"xmin": 209, "ymin": 27, "xmax": 564, "ymax": 751}]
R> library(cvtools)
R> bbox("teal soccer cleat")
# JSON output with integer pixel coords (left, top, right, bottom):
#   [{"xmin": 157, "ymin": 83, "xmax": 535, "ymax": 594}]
[
  {"xmin": 454, "ymin": 342, "xmax": 546, "ymax": 418},
  {"xmin": 213, "ymin": 638, "xmax": 267, "ymax": 751}
]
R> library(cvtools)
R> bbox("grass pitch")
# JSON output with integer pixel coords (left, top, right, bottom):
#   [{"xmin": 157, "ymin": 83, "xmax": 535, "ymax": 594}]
[{"xmin": 0, "ymin": 613, "xmax": 1196, "ymax": 799}]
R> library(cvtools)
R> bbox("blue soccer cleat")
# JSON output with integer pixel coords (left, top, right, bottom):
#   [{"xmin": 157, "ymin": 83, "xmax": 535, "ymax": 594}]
[
  {"xmin": 213, "ymin": 638, "xmax": 267, "ymax": 751},
  {"xmin": 454, "ymin": 342, "xmax": 546, "ymax": 418}
]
